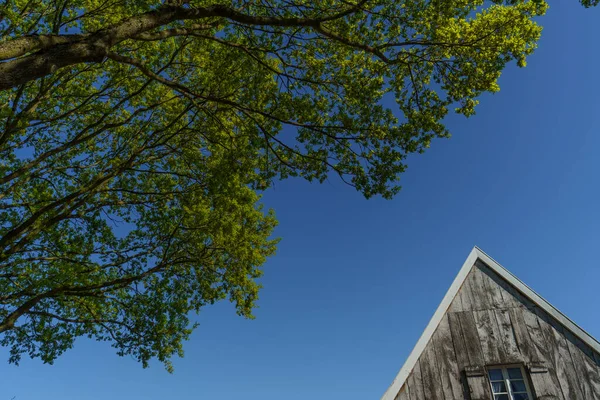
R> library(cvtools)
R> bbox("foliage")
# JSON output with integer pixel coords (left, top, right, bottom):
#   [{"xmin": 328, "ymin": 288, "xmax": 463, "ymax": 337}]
[{"xmin": 0, "ymin": 0, "xmax": 547, "ymax": 369}]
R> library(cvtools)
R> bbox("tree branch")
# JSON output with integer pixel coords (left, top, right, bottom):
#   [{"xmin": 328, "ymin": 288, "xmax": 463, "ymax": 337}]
[{"xmin": 0, "ymin": 2, "xmax": 369, "ymax": 90}]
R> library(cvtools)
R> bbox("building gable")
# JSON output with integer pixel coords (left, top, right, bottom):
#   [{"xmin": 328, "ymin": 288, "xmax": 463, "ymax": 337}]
[{"xmin": 382, "ymin": 247, "xmax": 600, "ymax": 400}]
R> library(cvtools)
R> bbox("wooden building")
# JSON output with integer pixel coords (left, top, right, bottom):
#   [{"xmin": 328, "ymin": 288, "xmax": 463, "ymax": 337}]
[{"xmin": 381, "ymin": 247, "xmax": 600, "ymax": 400}]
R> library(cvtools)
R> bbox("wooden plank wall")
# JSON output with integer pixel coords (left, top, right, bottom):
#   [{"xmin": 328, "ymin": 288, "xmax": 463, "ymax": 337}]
[{"xmin": 394, "ymin": 260, "xmax": 600, "ymax": 400}]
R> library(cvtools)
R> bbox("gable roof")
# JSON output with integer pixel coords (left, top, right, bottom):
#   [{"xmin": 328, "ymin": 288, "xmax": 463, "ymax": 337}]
[{"xmin": 380, "ymin": 246, "xmax": 600, "ymax": 400}]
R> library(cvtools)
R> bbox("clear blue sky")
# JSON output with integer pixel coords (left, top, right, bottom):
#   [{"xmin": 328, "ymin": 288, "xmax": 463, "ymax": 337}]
[{"xmin": 2, "ymin": 2, "xmax": 600, "ymax": 399}]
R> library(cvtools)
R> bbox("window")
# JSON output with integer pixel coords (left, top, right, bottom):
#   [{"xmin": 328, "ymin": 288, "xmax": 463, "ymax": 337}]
[{"xmin": 487, "ymin": 365, "xmax": 533, "ymax": 400}]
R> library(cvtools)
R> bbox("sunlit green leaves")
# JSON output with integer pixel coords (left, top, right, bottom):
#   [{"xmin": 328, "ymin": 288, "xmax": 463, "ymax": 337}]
[{"xmin": 0, "ymin": 0, "xmax": 547, "ymax": 369}]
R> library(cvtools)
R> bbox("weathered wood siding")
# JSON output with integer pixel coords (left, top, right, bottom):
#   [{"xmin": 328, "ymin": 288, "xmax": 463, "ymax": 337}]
[{"xmin": 394, "ymin": 260, "xmax": 600, "ymax": 400}]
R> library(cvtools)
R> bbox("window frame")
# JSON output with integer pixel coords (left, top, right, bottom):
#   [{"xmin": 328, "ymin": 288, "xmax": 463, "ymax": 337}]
[{"xmin": 486, "ymin": 364, "xmax": 534, "ymax": 400}]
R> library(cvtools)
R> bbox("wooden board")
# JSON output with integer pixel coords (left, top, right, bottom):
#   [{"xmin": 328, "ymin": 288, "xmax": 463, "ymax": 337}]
[
  {"xmin": 514, "ymin": 308, "xmax": 563, "ymax": 400},
  {"xmin": 419, "ymin": 343, "xmax": 445, "ymax": 400},
  {"xmin": 448, "ymin": 312, "xmax": 470, "ymax": 369},
  {"xmin": 457, "ymin": 312, "xmax": 489, "ymax": 400},
  {"xmin": 479, "ymin": 265, "xmax": 505, "ymax": 310},
  {"xmin": 468, "ymin": 267, "xmax": 490, "ymax": 311},
  {"xmin": 407, "ymin": 360, "xmax": 426, "ymax": 400},
  {"xmin": 507, "ymin": 307, "xmax": 534, "ymax": 362},
  {"xmin": 473, "ymin": 309, "xmax": 503, "ymax": 365},
  {"xmin": 458, "ymin": 311, "xmax": 484, "ymax": 367},
  {"xmin": 535, "ymin": 308, "xmax": 585, "ymax": 399},
  {"xmin": 494, "ymin": 308, "xmax": 522, "ymax": 363},
  {"xmin": 564, "ymin": 330, "xmax": 600, "ymax": 400},
  {"xmin": 457, "ymin": 278, "xmax": 474, "ymax": 312},
  {"xmin": 448, "ymin": 289, "xmax": 464, "ymax": 313},
  {"xmin": 582, "ymin": 348, "xmax": 600, "ymax": 400},
  {"xmin": 432, "ymin": 314, "xmax": 464, "ymax": 400}
]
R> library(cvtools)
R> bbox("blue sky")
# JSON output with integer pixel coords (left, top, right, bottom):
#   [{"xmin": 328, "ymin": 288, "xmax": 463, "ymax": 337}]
[{"xmin": 2, "ymin": 2, "xmax": 600, "ymax": 399}]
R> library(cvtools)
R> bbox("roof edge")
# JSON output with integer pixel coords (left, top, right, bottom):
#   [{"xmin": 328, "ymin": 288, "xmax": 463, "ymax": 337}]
[{"xmin": 380, "ymin": 246, "xmax": 600, "ymax": 400}]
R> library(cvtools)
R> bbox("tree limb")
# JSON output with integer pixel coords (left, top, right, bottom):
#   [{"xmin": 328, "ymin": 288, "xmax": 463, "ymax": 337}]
[{"xmin": 0, "ymin": 2, "xmax": 368, "ymax": 90}]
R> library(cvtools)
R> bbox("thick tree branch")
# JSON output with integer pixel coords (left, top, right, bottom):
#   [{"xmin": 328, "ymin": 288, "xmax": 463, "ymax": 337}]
[
  {"xmin": 132, "ymin": 23, "xmax": 219, "ymax": 41},
  {"xmin": 0, "ymin": 34, "xmax": 88, "ymax": 61},
  {"xmin": 0, "ymin": 2, "xmax": 368, "ymax": 91}
]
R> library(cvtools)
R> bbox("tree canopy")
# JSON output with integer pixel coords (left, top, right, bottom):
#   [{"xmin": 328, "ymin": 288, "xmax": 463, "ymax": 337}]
[{"xmin": 0, "ymin": 0, "xmax": 552, "ymax": 370}]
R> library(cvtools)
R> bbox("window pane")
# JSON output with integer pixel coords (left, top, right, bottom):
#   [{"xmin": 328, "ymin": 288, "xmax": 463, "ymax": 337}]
[
  {"xmin": 488, "ymin": 368, "xmax": 503, "ymax": 381},
  {"xmin": 513, "ymin": 393, "xmax": 529, "ymax": 400},
  {"xmin": 491, "ymin": 381, "xmax": 507, "ymax": 393},
  {"xmin": 511, "ymin": 380, "xmax": 527, "ymax": 392},
  {"xmin": 494, "ymin": 395, "xmax": 509, "ymax": 400},
  {"xmin": 507, "ymin": 367, "xmax": 523, "ymax": 379}
]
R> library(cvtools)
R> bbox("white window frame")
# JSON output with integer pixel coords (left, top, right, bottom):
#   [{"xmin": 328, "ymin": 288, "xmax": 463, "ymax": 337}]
[{"xmin": 486, "ymin": 365, "xmax": 534, "ymax": 400}]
